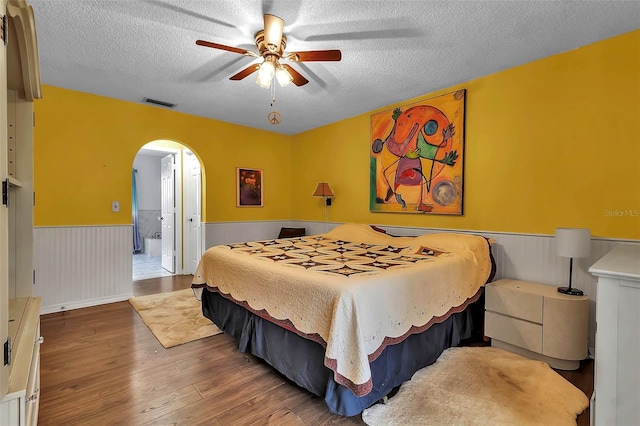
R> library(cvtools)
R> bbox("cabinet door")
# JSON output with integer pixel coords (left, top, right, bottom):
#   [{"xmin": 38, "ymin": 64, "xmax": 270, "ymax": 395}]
[{"xmin": 24, "ymin": 321, "xmax": 40, "ymax": 426}]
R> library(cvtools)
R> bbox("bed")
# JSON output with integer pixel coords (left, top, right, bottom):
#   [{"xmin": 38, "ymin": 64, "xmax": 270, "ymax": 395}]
[{"xmin": 191, "ymin": 223, "xmax": 495, "ymax": 416}]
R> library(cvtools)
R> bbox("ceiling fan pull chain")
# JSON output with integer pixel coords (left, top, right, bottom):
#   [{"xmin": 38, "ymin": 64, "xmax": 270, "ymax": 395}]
[
  {"xmin": 270, "ymin": 79, "xmax": 276, "ymax": 106},
  {"xmin": 268, "ymin": 77, "xmax": 282, "ymax": 126}
]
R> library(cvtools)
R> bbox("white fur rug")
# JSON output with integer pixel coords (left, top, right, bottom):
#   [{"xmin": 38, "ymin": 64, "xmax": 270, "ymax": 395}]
[{"xmin": 362, "ymin": 346, "xmax": 589, "ymax": 426}]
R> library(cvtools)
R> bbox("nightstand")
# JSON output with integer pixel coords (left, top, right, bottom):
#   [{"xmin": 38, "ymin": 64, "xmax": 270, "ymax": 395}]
[{"xmin": 484, "ymin": 278, "xmax": 588, "ymax": 370}]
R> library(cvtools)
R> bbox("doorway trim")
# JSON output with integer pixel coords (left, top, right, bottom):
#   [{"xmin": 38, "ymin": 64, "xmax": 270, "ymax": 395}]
[{"xmin": 132, "ymin": 143, "xmax": 185, "ymax": 277}]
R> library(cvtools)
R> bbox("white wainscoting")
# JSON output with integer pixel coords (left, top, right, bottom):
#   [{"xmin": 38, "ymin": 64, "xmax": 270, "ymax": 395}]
[
  {"xmin": 34, "ymin": 220, "xmax": 638, "ymax": 350},
  {"xmin": 202, "ymin": 220, "xmax": 300, "ymax": 249},
  {"xmin": 34, "ymin": 225, "xmax": 133, "ymax": 314}
]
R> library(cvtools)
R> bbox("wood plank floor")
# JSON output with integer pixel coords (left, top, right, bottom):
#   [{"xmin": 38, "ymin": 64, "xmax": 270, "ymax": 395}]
[{"xmin": 38, "ymin": 275, "xmax": 593, "ymax": 425}]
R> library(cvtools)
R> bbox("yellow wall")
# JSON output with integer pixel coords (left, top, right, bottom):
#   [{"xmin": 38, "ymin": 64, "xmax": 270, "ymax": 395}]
[
  {"xmin": 33, "ymin": 31, "xmax": 639, "ymax": 239},
  {"xmin": 291, "ymin": 30, "xmax": 640, "ymax": 240},
  {"xmin": 34, "ymin": 86, "xmax": 292, "ymax": 226}
]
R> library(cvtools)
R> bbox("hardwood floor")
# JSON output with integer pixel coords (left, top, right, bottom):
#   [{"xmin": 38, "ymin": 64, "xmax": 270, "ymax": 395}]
[
  {"xmin": 38, "ymin": 276, "xmax": 593, "ymax": 425},
  {"xmin": 39, "ymin": 275, "xmax": 361, "ymax": 425},
  {"xmin": 556, "ymin": 359, "xmax": 594, "ymax": 426}
]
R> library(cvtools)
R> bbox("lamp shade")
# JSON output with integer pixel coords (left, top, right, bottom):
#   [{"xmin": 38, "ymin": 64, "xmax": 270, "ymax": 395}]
[
  {"xmin": 256, "ymin": 58, "xmax": 275, "ymax": 88},
  {"xmin": 555, "ymin": 228, "xmax": 591, "ymax": 258},
  {"xmin": 275, "ymin": 65, "xmax": 293, "ymax": 87},
  {"xmin": 312, "ymin": 182, "xmax": 334, "ymax": 198}
]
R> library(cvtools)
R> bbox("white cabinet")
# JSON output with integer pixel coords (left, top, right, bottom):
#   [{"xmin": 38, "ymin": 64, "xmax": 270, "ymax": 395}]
[
  {"xmin": 1, "ymin": 0, "xmax": 11, "ymax": 403},
  {"xmin": 1, "ymin": 0, "xmax": 42, "ymax": 417},
  {"xmin": 0, "ymin": 297, "xmax": 42, "ymax": 426},
  {"xmin": 485, "ymin": 279, "xmax": 589, "ymax": 370},
  {"xmin": 589, "ymin": 243, "xmax": 640, "ymax": 426}
]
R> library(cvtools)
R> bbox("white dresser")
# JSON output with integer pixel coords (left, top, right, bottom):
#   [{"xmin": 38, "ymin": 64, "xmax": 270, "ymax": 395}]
[
  {"xmin": 589, "ymin": 243, "xmax": 640, "ymax": 426},
  {"xmin": 485, "ymin": 278, "xmax": 589, "ymax": 370}
]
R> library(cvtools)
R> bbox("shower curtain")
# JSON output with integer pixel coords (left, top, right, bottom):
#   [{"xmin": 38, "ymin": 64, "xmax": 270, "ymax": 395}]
[{"xmin": 132, "ymin": 168, "xmax": 143, "ymax": 253}]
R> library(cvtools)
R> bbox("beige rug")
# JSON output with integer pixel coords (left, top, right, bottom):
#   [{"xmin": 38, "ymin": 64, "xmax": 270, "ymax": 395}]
[
  {"xmin": 129, "ymin": 289, "xmax": 221, "ymax": 348},
  {"xmin": 362, "ymin": 346, "xmax": 589, "ymax": 426}
]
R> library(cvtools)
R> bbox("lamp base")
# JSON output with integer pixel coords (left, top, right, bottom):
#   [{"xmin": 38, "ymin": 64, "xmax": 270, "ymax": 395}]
[{"xmin": 557, "ymin": 286, "xmax": 584, "ymax": 296}]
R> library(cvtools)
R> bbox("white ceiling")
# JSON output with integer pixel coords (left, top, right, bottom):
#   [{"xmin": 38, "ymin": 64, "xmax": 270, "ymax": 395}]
[{"xmin": 30, "ymin": 1, "xmax": 639, "ymax": 135}]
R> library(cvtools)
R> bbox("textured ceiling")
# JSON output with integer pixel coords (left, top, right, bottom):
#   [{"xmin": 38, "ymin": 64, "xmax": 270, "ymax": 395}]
[{"xmin": 30, "ymin": 1, "xmax": 639, "ymax": 135}]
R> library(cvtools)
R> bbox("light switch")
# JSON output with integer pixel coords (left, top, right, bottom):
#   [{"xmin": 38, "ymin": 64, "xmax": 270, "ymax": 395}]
[{"xmin": 112, "ymin": 201, "xmax": 120, "ymax": 212}]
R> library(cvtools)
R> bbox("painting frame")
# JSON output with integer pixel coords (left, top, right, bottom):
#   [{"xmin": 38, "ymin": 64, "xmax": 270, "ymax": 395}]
[
  {"xmin": 236, "ymin": 167, "xmax": 263, "ymax": 208},
  {"xmin": 369, "ymin": 89, "xmax": 466, "ymax": 215}
]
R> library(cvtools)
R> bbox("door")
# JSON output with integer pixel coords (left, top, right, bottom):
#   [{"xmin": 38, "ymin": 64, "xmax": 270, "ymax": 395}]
[
  {"xmin": 160, "ymin": 154, "xmax": 175, "ymax": 273},
  {"xmin": 183, "ymin": 152, "xmax": 202, "ymax": 275}
]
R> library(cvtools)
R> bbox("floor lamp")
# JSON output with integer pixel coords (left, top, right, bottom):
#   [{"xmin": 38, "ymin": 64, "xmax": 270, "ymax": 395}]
[{"xmin": 555, "ymin": 227, "xmax": 590, "ymax": 296}]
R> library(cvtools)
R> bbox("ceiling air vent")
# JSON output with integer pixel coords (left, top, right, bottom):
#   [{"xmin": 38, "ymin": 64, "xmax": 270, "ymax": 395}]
[{"xmin": 142, "ymin": 97, "xmax": 176, "ymax": 109}]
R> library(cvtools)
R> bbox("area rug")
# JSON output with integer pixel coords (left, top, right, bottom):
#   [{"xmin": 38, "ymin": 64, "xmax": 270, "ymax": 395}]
[
  {"xmin": 362, "ymin": 346, "xmax": 589, "ymax": 426},
  {"xmin": 129, "ymin": 289, "xmax": 221, "ymax": 348}
]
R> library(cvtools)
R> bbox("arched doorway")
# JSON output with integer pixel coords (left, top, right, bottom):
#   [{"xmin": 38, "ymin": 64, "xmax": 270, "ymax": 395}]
[{"xmin": 132, "ymin": 140, "xmax": 203, "ymax": 280}]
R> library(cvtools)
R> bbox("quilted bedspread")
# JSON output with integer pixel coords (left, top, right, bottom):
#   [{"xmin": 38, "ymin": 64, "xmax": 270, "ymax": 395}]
[{"xmin": 192, "ymin": 223, "xmax": 493, "ymax": 396}]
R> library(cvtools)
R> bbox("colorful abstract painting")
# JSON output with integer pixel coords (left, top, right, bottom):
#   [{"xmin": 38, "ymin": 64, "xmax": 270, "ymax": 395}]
[
  {"xmin": 237, "ymin": 168, "xmax": 263, "ymax": 207},
  {"xmin": 370, "ymin": 90, "xmax": 465, "ymax": 215}
]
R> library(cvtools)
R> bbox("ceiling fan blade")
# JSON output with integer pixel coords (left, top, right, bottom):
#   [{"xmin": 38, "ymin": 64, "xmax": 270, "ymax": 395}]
[
  {"xmin": 287, "ymin": 50, "xmax": 342, "ymax": 62},
  {"xmin": 229, "ymin": 64, "xmax": 260, "ymax": 81},
  {"xmin": 264, "ymin": 14, "xmax": 284, "ymax": 52},
  {"xmin": 196, "ymin": 40, "xmax": 258, "ymax": 57},
  {"xmin": 281, "ymin": 64, "xmax": 309, "ymax": 86}
]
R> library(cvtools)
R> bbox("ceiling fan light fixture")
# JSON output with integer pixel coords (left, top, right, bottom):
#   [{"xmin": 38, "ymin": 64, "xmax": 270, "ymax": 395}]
[
  {"xmin": 196, "ymin": 13, "xmax": 341, "ymax": 89},
  {"xmin": 256, "ymin": 76, "xmax": 271, "ymax": 89},
  {"xmin": 275, "ymin": 65, "xmax": 293, "ymax": 87},
  {"xmin": 256, "ymin": 59, "xmax": 276, "ymax": 88},
  {"xmin": 256, "ymin": 71, "xmax": 272, "ymax": 89}
]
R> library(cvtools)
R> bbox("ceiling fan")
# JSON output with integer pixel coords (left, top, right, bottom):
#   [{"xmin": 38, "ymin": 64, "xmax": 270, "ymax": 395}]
[{"xmin": 196, "ymin": 14, "xmax": 341, "ymax": 89}]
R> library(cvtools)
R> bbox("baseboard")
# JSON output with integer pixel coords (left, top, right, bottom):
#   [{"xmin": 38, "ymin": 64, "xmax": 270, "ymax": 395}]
[{"xmin": 40, "ymin": 292, "xmax": 133, "ymax": 315}]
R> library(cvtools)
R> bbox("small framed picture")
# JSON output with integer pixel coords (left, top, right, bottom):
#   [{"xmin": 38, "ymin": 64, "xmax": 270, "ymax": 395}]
[{"xmin": 236, "ymin": 168, "xmax": 263, "ymax": 207}]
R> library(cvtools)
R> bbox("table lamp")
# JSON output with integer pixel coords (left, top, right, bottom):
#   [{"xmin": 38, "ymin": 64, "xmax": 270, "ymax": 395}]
[{"xmin": 555, "ymin": 227, "xmax": 590, "ymax": 296}]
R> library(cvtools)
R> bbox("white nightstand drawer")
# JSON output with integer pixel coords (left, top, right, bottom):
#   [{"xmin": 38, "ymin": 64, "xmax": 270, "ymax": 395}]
[
  {"xmin": 485, "ymin": 311, "xmax": 543, "ymax": 353},
  {"xmin": 485, "ymin": 283, "xmax": 543, "ymax": 323}
]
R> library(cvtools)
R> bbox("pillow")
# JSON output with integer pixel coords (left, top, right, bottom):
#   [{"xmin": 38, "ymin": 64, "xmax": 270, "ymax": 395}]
[{"xmin": 278, "ymin": 227, "xmax": 306, "ymax": 239}]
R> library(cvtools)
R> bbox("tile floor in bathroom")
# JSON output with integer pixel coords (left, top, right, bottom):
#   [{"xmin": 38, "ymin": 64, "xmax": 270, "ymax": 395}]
[{"xmin": 132, "ymin": 253, "xmax": 175, "ymax": 280}]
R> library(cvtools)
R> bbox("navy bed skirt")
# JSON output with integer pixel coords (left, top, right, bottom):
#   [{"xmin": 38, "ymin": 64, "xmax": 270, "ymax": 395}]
[{"xmin": 201, "ymin": 288, "xmax": 484, "ymax": 416}]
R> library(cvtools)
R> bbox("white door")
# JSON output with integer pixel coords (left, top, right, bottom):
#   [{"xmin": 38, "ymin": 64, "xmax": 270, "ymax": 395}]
[
  {"xmin": 161, "ymin": 154, "xmax": 175, "ymax": 273},
  {"xmin": 183, "ymin": 152, "xmax": 202, "ymax": 275}
]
